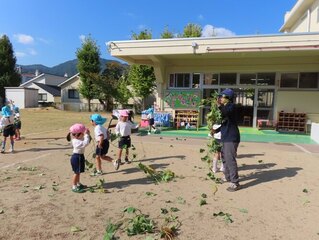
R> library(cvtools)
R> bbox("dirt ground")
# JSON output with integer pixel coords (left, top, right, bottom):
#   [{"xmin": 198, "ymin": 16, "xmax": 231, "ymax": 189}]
[{"xmin": 0, "ymin": 108, "xmax": 319, "ymax": 240}]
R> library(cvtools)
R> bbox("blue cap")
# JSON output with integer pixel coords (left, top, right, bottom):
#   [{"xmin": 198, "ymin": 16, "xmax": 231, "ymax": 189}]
[
  {"xmin": 220, "ymin": 89, "xmax": 234, "ymax": 99},
  {"xmin": 14, "ymin": 106, "xmax": 19, "ymax": 113},
  {"xmin": 1, "ymin": 106, "xmax": 12, "ymax": 117},
  {"xmin": 90, "ymin": 114, "xmax": 107, "ymax": 125}
]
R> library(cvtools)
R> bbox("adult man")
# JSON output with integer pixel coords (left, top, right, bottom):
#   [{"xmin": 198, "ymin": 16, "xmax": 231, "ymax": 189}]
[{"xmin": 218, "ymin": 89, "xmax": 241, "ymax": 191}]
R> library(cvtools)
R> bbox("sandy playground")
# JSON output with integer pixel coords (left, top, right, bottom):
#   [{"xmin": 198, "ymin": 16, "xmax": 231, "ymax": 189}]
[{"xmin": 0, "ymin": 108, "xmax": 319, "ymax": 240}]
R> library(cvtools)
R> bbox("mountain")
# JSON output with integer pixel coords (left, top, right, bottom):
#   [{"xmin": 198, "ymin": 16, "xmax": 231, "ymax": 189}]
[{"xmin": 18, "ymin": 58, "xmax": 127, "ymax": 78}]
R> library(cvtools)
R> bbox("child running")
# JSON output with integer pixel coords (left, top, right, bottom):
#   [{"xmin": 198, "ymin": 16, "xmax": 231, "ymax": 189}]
[
  {"xmin": 67, "ymin": 123, "xmax": 91, "ymax": 193},
  {"xmin": 115, "ymin": 110, "xmax": 139, "ymax": 164},
  {"xmin": 0, "ymin": 102, "xmax": 15, "ymax": 153},
  {"xmin": 90, "ymin": 114, "xmax": 119, "ymax": 174}
]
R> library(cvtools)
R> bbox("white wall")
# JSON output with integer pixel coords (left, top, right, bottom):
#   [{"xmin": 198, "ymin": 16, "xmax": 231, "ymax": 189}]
[
  {"xmin": 28, "ymin": 83, "xmax": 55, "ymax": 102},
  {"xmin": 5, "ymin": 88, "xmax": 38, "ymax": 108},
  {"xmin": 5, "ymin": 88, "xmax": 26, "ymax": 108},
  {"xmin": 310, "ymin": 122, "xmax": 319, "ymax": 143}
]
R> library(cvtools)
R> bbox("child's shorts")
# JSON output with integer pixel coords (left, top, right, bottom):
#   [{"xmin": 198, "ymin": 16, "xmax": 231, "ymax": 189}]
[
  {"xmin": 119, "ymin": 136, "xmax": 131, "ymax": 149},
  {"xmin": 148, "ymin": 118, "xmax": 154, "ymax": 126},
  {"xmin": 3, "ymin": 124, "xmax": 15, "ymax": 137},
  {"xmin": 70, "ymin": 153, "xmax": 85, "ymax": 173},
  {"xmin": 96, "ymin": 139, "xmax": 110, "ymax": 156}
]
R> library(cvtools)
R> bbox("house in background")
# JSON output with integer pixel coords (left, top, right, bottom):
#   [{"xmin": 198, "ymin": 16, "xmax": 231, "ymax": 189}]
[
  {"xmin": 108, "ymin": 0, "xmax": 319, "ymax": 129},
  {"xmin": 59, "ymin": 73, "xmax": 102, "ymax": 111},
  {"xmin": 19, "ymin": 73, "xmax": 66, "ymax": 105}
]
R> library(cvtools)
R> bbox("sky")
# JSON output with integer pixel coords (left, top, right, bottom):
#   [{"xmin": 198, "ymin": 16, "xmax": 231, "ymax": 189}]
[{"xmin": 0, "ymin": 0, "xmax": 297, "ymax": 67}]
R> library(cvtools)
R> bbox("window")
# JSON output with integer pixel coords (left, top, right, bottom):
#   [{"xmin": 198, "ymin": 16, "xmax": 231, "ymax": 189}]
[
  {"xmin": 299, "ymin": 72, "xmax": 318, "ymax": 88},
  {"xmin": 280, "ymin": 73, "xmax": 298, "ymax": 88},
  {"xmin": 169, "ymin": 73, "xmax": 190, "ymax": 88},
  {"xmin": 192, "ymin": 73, "xmax": 200, "ymax": 88},
  {"xmin": 203, "ymin": 73, "xmax": 218, "ymax": 85},
  {"xmin": 220, "ymin": 73, "xmax": 236, "ymax": 85},
  {"xmin": 38, "ymin": 93, "xmax": 47, "ymax": 101},
  {"xmin": 239, "ymin": 73, "xmax": 256, "ymax": 85},
  {"xmin": 68, "ymin": 89, "xmax": 79, "ymax": 99},
  {"xmin": 257, "ymin": 73, "xmax": 275, "ymax": 86},
  {"xmin": 280, "ymin": 72, "xmax": 319, "ymax": 89}
]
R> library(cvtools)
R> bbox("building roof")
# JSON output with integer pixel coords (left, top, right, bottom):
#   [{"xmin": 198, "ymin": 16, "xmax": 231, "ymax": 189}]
[
  {"xmin": 33, "ymin": 83, "xmax": 61, "ymax": 96},
  {"xmin": 280, "ymin": 0, "xmax": 315, "ymax": 32},
  {"xmin": 58, "ymin": 73, "xmax": 80, "ymax": 87},
  {"xmin": 20, "ymin": 73, "xmax": 66, "ymax": 87},
  {"xmin": 107, "ymin": 32, "xmax": 319, "ymax": 65}
]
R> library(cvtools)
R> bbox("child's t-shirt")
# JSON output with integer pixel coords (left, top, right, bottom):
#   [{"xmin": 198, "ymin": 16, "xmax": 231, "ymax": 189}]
[
  {"xmin": 94, "ymin": 125, "xmax": 108, "ymax": 141},
  {"xmin": 115, "ymin": 121, "xmax": 138, "ymax": 137},
  {"xmin": 0, "ymin": 116, "xmax": 14, "ymax": 128},
  {"xmin": 147, "ymin": 112, "xmax": 154, "ymax": 119},
  {"xmin": 212, "ymin": 124, "xmax": 221, "ymax": 140},
  {"xmin": 72, "ymin": 133, "xmax": 90, "ymax": 154}
]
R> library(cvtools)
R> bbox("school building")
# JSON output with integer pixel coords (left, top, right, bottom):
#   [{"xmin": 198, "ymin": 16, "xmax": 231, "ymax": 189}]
[{"xmin": 107, "ymin": 0, "xmax": 319, "ymax": 129}]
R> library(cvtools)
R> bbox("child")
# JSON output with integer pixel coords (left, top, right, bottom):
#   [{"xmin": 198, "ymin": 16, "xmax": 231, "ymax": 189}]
[
  {"xmin": 67, "ymin": 123, "xmax": 91, "ymax": 193},
  {"xmin": 209, "ymin": 124, "xmax": 224, "ymax": 173},
  {"xmin": 0, "ymin": 104, "xmax": 15, "ymax": 153},
  {"xmin": 90, "ymin": 114, "xmax": 119, "ymax": 174},
  {"xmin": 146, "ymin": 107, "xmax": 156, "ymax": 135},
  {"xmin": 115, "ymin": 110, "xmax": 139, "ymax": 164},
  {"xmin": 13, "ymin": 107, "xmax": 21, "ymax": 141}
]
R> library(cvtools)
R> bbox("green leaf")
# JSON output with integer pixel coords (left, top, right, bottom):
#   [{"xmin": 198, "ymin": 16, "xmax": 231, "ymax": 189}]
[
  {"xmin": 0, "ymin": 209, "xmax": 4, "ymax": 214},
  {"xmin": 239, "ymin": 208, "xmax": 248, "ymax": 213},
  {"xmin": 302, "ymin": 188, "xmax": 308, "ymax": 193},
  {"xmin": 52, "ymin": 186, "xmax": 58, "ymax": 191},
  {"xmin": 161, "ymin": 208, "xmax": 169, "ymax": 214},
  {"xmin": 33, "ymin": 185, "xmax": 45, "ymax": 190},
  {"xmin": 199, "ymin": 148, "xmax": 205, "ymax": 153},
  {"xmin": 170, "ymin": 207, "xmax": 180, "ymax": 212},
  {"xmin": 201, "ymin": 193, "xmax": 207, "ymax": 198},
  {"xmin": 145, "ymin": 192, "xmax": 157, "ymax": 197},
  {"xmin": 70, "ymin": 226, "xmax": 83, "ymax": 233},
  {"xmin": 124, "ymin": 206, "xmax": 137, "ymax": 214},
  {"xmin": 199, "ymin": 199, "xmax": 207, "ymax": 206},
  {"xmin": 177, "ymin": 196, "xmax": 186, "ymax": 204},
  {"xmin": 258, "ymin": 160, "xmax": 263, "ymax": 163}
]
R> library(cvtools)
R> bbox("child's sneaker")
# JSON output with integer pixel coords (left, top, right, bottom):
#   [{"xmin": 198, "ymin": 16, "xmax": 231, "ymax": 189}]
[
  {"xmin": 96, "ymin": 170, "xmax": 103, "ymax": 176},
  {"xmin": 77, "ymin": 183, "xmax": 87, "ymax": 189},
  {"xmin": 9, "ymin": 148, "xmax": 14, "ymax": 153},
  {"xmin": 125, "ymin": 157, "xmax": 131, "ymax": 164},
  {"xmin": 113, "ymin": 159, "xmax": 120, "ymax": 170},
  {"xmin": 1, "ymin": 149, "xmax": 4, "ymax": 153},
  {"xmin": 227, "ymin": 183, "xmax": 241, "ymax": 192},
  {"xmin": 148, "ymin": 131, "xmax": 151, "ymax": 135},
  {"xmin": 72, "ymin": 187, "xmax": 86, "ymax": 193}
]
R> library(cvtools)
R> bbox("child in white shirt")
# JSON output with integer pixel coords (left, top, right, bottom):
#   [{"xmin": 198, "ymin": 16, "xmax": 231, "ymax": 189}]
[
  {"xmin": 115, "ymin": 110, "xmax": 139, "ymax": 164},
  {"xmin": 0, "ymin": 103, "xmax": 15, "ymax": 153},
  {"xmin": 209, "ymin": 124, "xmax": 224, "ymax": 173},
  {"xmin": 68, "ymin": 123, "xmax": 91, "ymax": 193},
  {"xmin": 90, "ymin": 114, "xmax": 119, "ymax": 174}
]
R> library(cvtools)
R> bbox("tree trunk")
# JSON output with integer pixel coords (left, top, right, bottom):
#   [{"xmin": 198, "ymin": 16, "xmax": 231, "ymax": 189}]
[{"xmin": 88, "ymin": 99, "xmax": 91, "ymax": 112}]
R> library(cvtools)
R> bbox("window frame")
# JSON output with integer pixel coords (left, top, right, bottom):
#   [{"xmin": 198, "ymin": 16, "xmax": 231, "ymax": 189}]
[
  {"xmin": 68, "ymin": 89, "xmax": 80, "ymax": 99},
  {"xmin": 168, "ymin": 73, "xmax": 191, "ymax": 89},
  {"xmin": 279, "ymin": 72, "xmax": 319, "ymax": 90},
  {"xmin": 38, "ymin": 93, "xmax": 47, "ymax": 101}
]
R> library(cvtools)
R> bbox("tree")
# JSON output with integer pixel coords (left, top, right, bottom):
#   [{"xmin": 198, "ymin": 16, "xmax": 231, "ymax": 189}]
[
  {"xmin": 97, "ymin": 62, "xmax": 127, "ymax": 110},
  {"xmin": 161, "ymin": 26, "xmax": 174, "ymax": 39},
  {"xmin": 182, "ymin": 23, "xmax": 202, "ymax": 38},
  {"xmin": 0, "ymin": 35, "xmax": 21, "ymax": 105},
  {"xmin": 76, "ymin": 36, "xmax": 100, "ymax": 112},
  {"xmin": 128, "ymin": 30, "xmax": 156, "ymax": 110},
  {"xmin": 128, "ymin": 64, "xmax": 156, "ymax": 109},
  {"xmin": 116, "ymin": 73, "xmax": 132, "ymax": 107}
]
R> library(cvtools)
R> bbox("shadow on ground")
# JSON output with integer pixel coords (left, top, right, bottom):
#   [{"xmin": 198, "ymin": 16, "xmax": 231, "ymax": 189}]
[{"xmin": 241, "ymin": 167, "xmax": 302, "ymax": 189}]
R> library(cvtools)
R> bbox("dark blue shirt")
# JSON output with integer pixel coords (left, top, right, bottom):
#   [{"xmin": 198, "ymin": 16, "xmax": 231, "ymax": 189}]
[{"xmin": 218, "ymin": 103, "xmax": 240, "ymax": 143}]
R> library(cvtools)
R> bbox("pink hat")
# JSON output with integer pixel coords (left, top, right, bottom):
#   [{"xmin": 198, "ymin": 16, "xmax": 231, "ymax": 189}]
[
  {"xmin": 119, "ymin": 110, "xmax": 129, "ymax": 117},
  {"xmin": 69, "ymin": 123, "xmax": 86, "ymax": 134}
]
